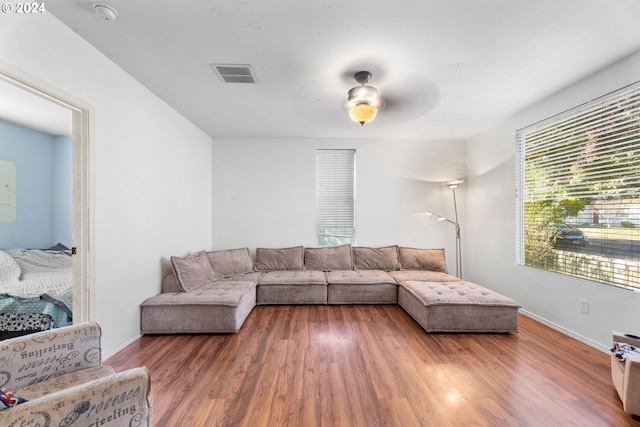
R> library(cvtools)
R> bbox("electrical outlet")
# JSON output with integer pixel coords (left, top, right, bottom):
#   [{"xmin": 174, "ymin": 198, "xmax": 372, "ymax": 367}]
[{"xmin": 580, "ymin": 298, "xmax": 589, "ymax": 314}]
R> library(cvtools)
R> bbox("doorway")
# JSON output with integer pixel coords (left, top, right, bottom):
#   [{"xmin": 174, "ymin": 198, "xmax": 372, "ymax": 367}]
[{"xmin": 0, "ymin": 63, "xmax": 94, "ymax": 323}]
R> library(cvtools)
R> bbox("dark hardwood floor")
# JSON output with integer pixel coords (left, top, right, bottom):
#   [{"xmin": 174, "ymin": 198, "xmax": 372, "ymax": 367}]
[{"xmin": 106, "ymin": 305, "xmax": 637, "ymax": 427}]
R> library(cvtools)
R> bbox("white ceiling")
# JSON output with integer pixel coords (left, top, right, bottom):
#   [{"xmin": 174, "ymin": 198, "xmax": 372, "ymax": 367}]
[
  {"xmin": 19, "ymin": 1, "xmax": 640, "ymax": 140},
  {"xmin": 0, "ymin": 79, "xmax": 72, "ymax": 136}
]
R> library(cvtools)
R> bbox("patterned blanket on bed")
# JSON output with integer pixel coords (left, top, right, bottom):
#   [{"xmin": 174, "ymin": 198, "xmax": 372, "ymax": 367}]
[{"xmin": 0, "ymin": 249, "xmax": 72, "ymax": 313}]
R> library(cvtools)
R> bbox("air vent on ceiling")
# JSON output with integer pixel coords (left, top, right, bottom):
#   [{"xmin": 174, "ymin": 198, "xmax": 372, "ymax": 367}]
[{"xmin": 211, "ymin": 64, "xmax": 258, "ymax": 83}]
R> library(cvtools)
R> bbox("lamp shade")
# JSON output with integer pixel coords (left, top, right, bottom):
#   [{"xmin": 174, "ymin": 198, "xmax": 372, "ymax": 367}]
[{"xmin": 348, "ymin": 103, "xmax": 377, "ymax": 126}]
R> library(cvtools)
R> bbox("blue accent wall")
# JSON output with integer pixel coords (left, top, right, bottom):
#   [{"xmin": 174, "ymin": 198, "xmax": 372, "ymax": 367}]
[
  {"xmin": 52, "ymin": 135, "xmax": 72, "ymax": 248},
  {"xmin": 0, "ymin": 120, "xmax": 72, "ymax": 249}
]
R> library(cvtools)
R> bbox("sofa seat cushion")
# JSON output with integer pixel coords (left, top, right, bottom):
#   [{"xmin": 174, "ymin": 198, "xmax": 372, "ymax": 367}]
[
  {"xmin": 400, "ymin": 281, "xmax": 518, "ymax": 307},
  {"xmin": 327, "ymin": 270, "xmax": 396, "ymax": 285},
  {"xmin": 258, "ymin": 270, "xmax": 327, "ymax": 286},
  {"xmin": 215, "ymin": 271, "xmax": 263, "ymax": 283},
  {"xmin": 327, "ymin": 270, "xmax": 397, "ymax": 304},
  {"xmin": 16, "ymin": 365, "xmax": 116, "ymax": 400},
  {"xmin": 144, "ymin": 281, "xmax": 256, "ymax": 307},
  {"xmin": 389, "ymin": 270, "xmax": 459, "ymax": 283},
  {"xmin": 398, "ymin": 281, "xmax": 519, "ymax": 333},
  {"xmin": 140, "ymin": 281, "xmax": 257, "ymax": 333},
  {"xmin": 257, "ymin": 271, "xmax": 327, "ymax": 304}
]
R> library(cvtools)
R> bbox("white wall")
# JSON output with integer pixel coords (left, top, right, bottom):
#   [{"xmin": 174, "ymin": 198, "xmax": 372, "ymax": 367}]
[
  {"xmin": 466, "ymin": 51, "xmax": 640, "ymax": 352},
  {"xmin": 0, "ymin": 14, "xmax": 213, "ymax": 356},
  {"xmin": 212, "ymin": 137, "xmax": 466, "ymax": 272}
]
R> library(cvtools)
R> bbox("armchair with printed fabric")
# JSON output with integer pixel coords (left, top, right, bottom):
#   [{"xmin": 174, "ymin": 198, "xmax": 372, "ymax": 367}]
[{"xmin": 0, "ymin": 322, "xmax": 152, "ymax": 426}]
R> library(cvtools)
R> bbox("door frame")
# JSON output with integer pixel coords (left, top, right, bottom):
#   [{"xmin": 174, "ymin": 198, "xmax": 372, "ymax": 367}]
[{"xmin": 0, "ymin": 61, "xmax": 94, "ymax": 323}]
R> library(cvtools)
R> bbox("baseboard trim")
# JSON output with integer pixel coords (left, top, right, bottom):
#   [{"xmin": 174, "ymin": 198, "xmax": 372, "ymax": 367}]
[
  {"xmin": 104, "ymin": 332, "xmax": 142, "ymax": 360},
  {"xmin": 519, "ymin": 309, "xmax": 610, "ymax": 354},
  {"xmin": 104, "ymin": 313, "xmax": 610, "ymax": 358}
]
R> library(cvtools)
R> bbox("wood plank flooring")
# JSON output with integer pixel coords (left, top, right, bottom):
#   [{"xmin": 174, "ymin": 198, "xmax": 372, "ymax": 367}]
[{"xmin": 106, "ymin": 305, "xmax": 636, "ymax": 427}]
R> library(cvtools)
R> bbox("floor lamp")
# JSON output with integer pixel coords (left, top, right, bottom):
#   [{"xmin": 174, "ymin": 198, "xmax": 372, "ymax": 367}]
[{"xmin": 426, "ymin": 180, "xmax": 463, "ymax": 278}]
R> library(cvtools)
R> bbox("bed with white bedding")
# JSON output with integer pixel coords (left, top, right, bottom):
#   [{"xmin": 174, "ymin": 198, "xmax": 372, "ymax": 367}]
[{"xmin": 0, "ymin": 248, "xmax": 72, "ymax": 334}]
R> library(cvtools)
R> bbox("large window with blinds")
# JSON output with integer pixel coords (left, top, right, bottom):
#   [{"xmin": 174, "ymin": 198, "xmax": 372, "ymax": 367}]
[
  {"xmin": 316, "ymin": 149, "xmax": 356, "ymax": 246},
  {"xmin": 516, "ymin": 83, "xmax": 640, "ymax": 290}
]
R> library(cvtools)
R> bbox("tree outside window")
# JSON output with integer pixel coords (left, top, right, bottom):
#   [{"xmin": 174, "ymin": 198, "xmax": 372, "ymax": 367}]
[{"xmin": 517, "ymin": 84, "xmax": 640, "ymax": 290}]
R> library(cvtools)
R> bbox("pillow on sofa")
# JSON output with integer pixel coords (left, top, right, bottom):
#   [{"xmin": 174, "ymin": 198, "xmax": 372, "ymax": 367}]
[
  {"xmin": 162, "ymin": 273, "xmax": 182, "ymax": 293},
  {"xmin": 205, "ymin": 247, "xmax": 253, "ymax": 278},
  {"xmin": 353, "ymin": 245, "xmax": 401, "ymax": 270},
  {"xmin": 255, "ymin": 246, "xmax": 304, "ymax": 271},
  {"xmin": 304, "ymin": 244, "xmax": 353, "ymax": 271},
  {"xmin": 398, "ymin": 247, "xmax": 448, "ymax": 273},
  {"xmin": 171, "ymin": 251, "xmax": 216, "ymax": 292}
]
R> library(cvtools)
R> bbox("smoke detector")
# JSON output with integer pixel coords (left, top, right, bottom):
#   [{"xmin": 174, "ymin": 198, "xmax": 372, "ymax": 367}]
[{"xmin": 94, "ymin": 4, "xmax": 118, "ymax": 21}]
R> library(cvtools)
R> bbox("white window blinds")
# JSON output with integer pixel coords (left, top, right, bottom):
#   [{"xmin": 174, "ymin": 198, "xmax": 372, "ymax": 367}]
[
  {"xmin": 516, "ymin": 83, "xmax": 640, "ymax": 290},
  {"xmin": 316, "ymin": 149, "xmax": 356, "ymax": 246}
]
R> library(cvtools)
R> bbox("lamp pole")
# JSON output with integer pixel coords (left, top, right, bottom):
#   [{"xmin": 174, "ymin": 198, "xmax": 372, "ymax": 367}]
[
  {"xmin": 425, "ymin": 212, "xmax": 461, "ymax": 279},
  {"xmin": 427, "ymin": 180, "xmax": 463, "ymax": 279},
  {"xmin": 449, "ymin": 183, "xmax": 462, "ymax": 279}
]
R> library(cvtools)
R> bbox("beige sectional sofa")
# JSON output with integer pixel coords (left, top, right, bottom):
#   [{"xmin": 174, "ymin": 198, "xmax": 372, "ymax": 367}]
[{"xmin": 140, "ymin": 245, "xmax": 520, "ymax": 335}]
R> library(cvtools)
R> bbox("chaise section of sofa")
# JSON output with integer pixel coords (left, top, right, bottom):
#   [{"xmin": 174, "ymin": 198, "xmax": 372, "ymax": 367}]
[
  {"xmin": 140, "ymin": 248, "xmax": 260, "ymax": 334},
  {"xmin": 141, "ymin": 280, "xmax": 257, "ymax": 333},
  {"xmin": 398, "ymin": 280, "xmax": 520, "ymax": 333},
  {"xmin": 387, "ymin": 247, "xmax": 520, "ymax": 332}
]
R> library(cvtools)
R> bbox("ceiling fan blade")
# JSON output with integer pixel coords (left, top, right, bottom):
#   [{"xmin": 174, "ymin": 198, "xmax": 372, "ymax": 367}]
[{"xmin": 374, "ymin": 75, "xmax": 441, "ymax": 125}]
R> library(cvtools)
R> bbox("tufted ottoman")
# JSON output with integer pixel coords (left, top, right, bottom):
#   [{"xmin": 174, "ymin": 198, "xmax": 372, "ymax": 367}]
[{"xmin": 398, "ymin": 280, "xmax": 519, "ymax": 333}]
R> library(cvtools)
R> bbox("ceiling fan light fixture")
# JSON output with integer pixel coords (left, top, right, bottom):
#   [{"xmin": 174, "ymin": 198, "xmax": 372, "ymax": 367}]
[
  {"xmin": 348, "ymin": 103, "xmax": 377, "ymax": 126},
  {"xmin": 347, "ymin": 85, "xmax": 380, "ymax": 106},
  {"xmin": 346, "ymin": 71, "xmax": 381, "ymax": 126}
]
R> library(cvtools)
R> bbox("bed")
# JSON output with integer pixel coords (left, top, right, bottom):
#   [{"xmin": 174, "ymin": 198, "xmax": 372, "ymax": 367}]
[{"xmin": 0, "ymin": 247, "xmax": 72, "ymax": 338}]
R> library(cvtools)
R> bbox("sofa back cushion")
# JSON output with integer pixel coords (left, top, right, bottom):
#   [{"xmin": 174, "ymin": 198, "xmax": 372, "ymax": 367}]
[
  {"xmin": 398, "ymin": 247, "xmax": 448, "ymax": 272},
  {"xmin": 205, "ymin": 247, "xmax": 253, "ymax": 278},
  {"xmin": 304, "ymin": 244, "xmax": 353, "ymax": 271},
  {"xmin": 353, "ymin": 245, "xmax": 401, "ymax": 271},
  {"xmin": 163, "ymin": 273, "xmax": 182, "ymax": 293},
  {"xmin": 255, "ymin": 246, "xmax": 304, "ymax": 271},
  {"xmin": 171, "ymin": 251, "xmax": 216, "ymax": 292}
]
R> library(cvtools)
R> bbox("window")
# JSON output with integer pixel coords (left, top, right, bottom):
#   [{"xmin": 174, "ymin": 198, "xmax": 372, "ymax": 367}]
[
  {"xmin": 316, "ymin": 149, "xmax": 356, "ymax": 246},
  {"xmin": 516, "ymin": 83, "xmax": 640, "ymax": 290}
]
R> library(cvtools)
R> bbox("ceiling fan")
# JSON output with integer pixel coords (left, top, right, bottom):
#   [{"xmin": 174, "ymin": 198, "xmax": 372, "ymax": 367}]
[
  {"xmin": 290, "ymin": 63, "xmax": 441, "ymax": 129},
  {"xmin": 341, "ymin": 66, "xmax": 441, "ymax": 127}
]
